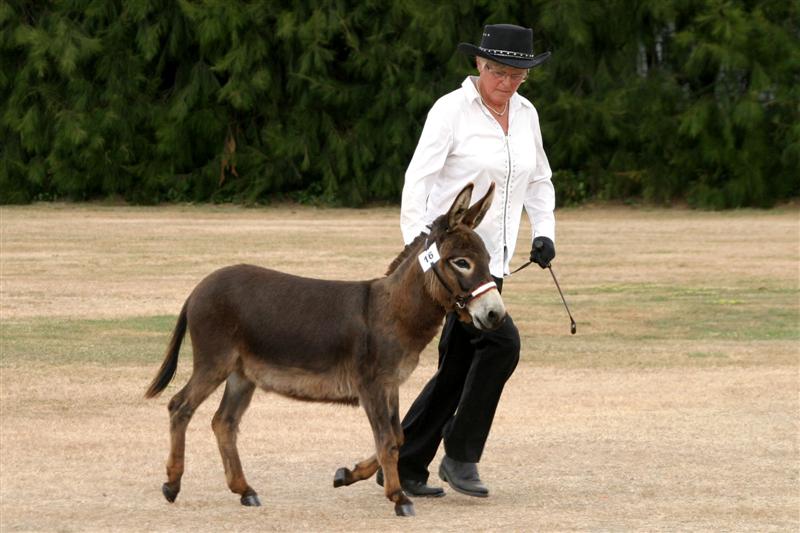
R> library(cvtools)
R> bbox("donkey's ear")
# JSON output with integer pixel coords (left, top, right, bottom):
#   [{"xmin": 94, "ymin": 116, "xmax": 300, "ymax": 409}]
[
  {"xmin": 461, "ymin": 182, "xmax": 495, "ymax": 229},
  {"xmin": 446, "ymin": 183, "xmax": 475, "ymax": 230}
]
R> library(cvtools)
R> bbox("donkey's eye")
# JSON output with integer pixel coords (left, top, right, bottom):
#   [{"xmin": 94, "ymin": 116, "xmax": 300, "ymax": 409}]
[{"xmin": 452, "ymin": 259, "xmax": 471, "ymax": 270}]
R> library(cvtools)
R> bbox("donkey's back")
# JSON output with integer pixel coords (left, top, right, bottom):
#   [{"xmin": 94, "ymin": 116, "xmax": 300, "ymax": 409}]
[{"xmin": 193, "ymin": 264, "xmax": 372, "ymax": 371}]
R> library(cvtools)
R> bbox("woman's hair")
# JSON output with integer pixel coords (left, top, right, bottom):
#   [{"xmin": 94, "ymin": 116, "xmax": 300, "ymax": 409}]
[{"xmin": 475, "ymin": 57, "xmax": 527, "ymax": 73}]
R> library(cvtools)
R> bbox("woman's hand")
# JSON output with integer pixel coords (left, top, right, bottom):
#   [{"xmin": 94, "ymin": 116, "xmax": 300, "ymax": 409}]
[{"xmin": 530, "ymin": 236, "xmax": 555, "ymax": 268}]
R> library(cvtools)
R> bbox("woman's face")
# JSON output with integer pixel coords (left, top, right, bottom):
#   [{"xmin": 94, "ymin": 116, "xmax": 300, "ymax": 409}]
[{"xmin": 477, "ymin": 59, "xmax": 528, "ymax": 107}]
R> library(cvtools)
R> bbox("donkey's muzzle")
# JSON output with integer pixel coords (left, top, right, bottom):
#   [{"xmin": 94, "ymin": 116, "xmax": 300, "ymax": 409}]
[
  {"xmin": 475, "ymin": 309, "xmax": 507, "ymax": 331},
  {"xmin": 467, "ymin": 289, "xmax": 506, "ymax": 331}
]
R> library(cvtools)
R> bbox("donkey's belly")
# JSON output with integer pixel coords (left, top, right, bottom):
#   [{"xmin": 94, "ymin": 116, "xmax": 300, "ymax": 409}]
[{"xmin": 242, "ymin": 358, "xmax": 359, "ymax": 405}]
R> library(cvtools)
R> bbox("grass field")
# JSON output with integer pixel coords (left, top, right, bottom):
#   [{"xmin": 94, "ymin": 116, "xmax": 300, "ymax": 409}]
[{"xmin": 1, "ymin": 203, "xmax": 798, "ymax": 531}]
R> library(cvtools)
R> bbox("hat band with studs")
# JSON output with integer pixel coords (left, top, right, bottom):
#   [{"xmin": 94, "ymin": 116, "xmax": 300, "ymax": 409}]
[{"xmin": 478, "ymin": 47, "xmax": 535, "ymax": 59}]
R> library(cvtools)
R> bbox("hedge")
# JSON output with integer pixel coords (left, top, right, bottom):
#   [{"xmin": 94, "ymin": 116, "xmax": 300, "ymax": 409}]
[{"xmin": 2, "ymin": 0, "xmax": 798, "ymax": 207}]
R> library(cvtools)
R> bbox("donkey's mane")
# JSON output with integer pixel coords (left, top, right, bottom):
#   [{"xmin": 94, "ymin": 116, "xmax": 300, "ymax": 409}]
[{"xmin": 385, "ymin": 232, "xmax": 428, "ymax": 276}]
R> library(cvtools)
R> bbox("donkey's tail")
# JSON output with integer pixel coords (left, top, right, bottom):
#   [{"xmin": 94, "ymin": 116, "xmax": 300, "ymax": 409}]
[{"xmin": 145, "ymin": 300, "xmax": 189, "ymax": 399}]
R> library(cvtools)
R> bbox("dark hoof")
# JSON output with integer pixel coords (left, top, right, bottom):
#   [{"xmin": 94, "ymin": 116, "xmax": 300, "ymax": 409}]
[
  {"xmin": 333, "ymin": 467, "xmax": 349, "ymax": 488},
  {"xmin": 162, "ymin": 483, "xmax": 178, "ymax": 503},
  {"xmin": 241, "ymin": 492, "xmax": 261, "ymax": 507},
  {"xmin": 395, "ymin": 502, "xmax": 415, "ymax": 517}
]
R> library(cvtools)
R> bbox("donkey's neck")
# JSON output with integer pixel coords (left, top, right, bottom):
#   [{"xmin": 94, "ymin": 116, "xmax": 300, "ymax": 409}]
[{"xmin": 380, "ymin": 245, "xmax": 447, "ymax": 353}]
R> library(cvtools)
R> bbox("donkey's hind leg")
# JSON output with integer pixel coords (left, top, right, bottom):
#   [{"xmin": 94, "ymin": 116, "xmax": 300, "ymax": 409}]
[
  {"xmin": 162, "ymin": 372, "xmax": 226, "ymax": 503},
  {"xmin": 212, "ymin": 371, "xmax": 260, "ymax": 506}
]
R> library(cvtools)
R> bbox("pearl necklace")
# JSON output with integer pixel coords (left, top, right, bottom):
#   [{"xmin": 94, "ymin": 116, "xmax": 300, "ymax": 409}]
[
  {"xmin": 481, "ymin": 97, "xmax": 508, "ymax": 116},
  {"xmin": 477, "ymin": 79, "xmax": 508, "ymax": 116}
]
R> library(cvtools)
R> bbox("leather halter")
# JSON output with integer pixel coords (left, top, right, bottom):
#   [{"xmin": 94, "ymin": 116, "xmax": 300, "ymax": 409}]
[{"xmin": 423, "ymin": 235, "xmax": 497, "ymax": 309}]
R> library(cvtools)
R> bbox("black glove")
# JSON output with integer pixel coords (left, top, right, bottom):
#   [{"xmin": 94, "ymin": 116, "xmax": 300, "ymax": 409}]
[{"xmin": 530, "ymin": 236, "xmax": 555, "ymax": 268}]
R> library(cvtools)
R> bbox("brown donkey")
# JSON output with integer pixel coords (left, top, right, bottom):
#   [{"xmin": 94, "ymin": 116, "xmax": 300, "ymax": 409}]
[{"xmin": 145, "ymin": 183, "xmax": 506, "ymax": 517}]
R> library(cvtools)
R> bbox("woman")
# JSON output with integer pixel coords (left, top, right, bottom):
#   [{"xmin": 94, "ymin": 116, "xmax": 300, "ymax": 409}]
[{"xmin": 388, "ymin": 23, "xmax": 557, "ymax": 498}]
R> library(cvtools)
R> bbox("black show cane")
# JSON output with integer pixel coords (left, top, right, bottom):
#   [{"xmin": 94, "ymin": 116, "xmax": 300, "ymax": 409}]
[{"xmin": 512, "ymin": 240, "xmax": 577, "ymax": 335}]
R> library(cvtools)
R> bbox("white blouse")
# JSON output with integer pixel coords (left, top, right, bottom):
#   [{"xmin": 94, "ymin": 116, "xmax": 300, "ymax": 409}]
[{"xmin": 400, "ymin": 76, "xmax": 556, "ymax": 277}]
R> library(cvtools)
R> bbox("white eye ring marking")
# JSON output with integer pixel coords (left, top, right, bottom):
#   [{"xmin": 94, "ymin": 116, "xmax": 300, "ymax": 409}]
[{"xmin": 450, "ymin": 258, "xmax": 472, "ymax": 272}]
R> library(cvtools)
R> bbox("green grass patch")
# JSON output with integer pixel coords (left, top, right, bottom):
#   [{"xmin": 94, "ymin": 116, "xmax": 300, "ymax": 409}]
[
  {"xmin": 510, "ymin": 280, "xmax": 799, "ymax": 367},
  {"xmin": 516, "ymin": 282, "xmax": 799, "ymax": 341},
  {"xmin": 687, "ymin": 351, "xmax": 728, "ymax": 359},
  {"xmin": 2, "ymin": 279, "xmax": 797, "ymax": 370},
  {"xmin": 0, "ymin": 315, "xmax": 178, "ymax": 367},
  {"xmin": 646, "ymin": 285, "xmax": 799, "ymax": 342}
]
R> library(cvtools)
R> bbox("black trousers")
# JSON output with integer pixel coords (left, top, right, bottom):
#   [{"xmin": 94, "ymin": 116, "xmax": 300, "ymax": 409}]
[{"xmin": 397, "ymin": 278, "xmax": 521, "ymax": 483}]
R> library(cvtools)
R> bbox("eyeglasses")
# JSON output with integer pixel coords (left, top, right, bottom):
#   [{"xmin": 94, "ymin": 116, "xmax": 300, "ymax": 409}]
[{"xmin": 482, "ymin": 63, "xmax": 528, "ymax": 83}]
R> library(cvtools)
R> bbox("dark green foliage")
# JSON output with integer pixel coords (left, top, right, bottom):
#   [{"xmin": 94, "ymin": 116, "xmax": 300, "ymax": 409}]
[
  {"xmin": 530, "ymin": 0, "xmax": 799, "ymax": 208},
  {"xmin": 1, "ymin": 0, "xmax": 797, "ymax": 207}
]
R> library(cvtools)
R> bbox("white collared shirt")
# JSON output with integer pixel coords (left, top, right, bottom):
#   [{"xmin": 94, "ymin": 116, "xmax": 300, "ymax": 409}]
[{"xmin": 400, "ymin": 76, "xmax": 556, "ymax": 277}]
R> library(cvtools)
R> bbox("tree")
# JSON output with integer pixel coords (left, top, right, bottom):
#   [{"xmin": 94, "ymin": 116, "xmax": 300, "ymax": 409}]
[{"xmin": 1, "ymin": 0, "xmax": 797, "ymax": 207}]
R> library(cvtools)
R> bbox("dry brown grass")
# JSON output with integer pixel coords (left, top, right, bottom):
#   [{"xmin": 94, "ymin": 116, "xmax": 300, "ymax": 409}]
[{"xmin": 1, "ymin": 203, "xmax": 798, "ymax": 531}]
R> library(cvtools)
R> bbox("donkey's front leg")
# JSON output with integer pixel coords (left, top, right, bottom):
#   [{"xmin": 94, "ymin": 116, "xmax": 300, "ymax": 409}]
[
  {"xmin": 388, "ymin": 387, "xmax": 404, "ymax": 448},
  {"xmin": 333, "ymin": 454, "xmax": 379, "ymax": 487},
  {"xmin": 358, "ymin": 384, "xmax": 414, "ymax": 517}
]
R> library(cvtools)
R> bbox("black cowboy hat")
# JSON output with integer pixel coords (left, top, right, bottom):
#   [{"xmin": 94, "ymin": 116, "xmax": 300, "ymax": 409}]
[{"xmin": 457, "ymin": 24, "xmax": 551, "ymax": 69}]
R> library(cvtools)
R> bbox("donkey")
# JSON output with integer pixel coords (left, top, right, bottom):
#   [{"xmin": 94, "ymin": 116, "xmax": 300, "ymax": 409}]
[{"xmin": 145, "ymin": 182, "xmax": 506, "ymax": 517}]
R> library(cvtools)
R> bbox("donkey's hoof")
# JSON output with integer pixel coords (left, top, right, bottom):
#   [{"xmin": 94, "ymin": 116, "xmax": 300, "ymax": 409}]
[
  {"xmin": 241, "ymin": 492, "xmax": 261, "ymax": 507},
  {"xmin": 162, "ymin": 483, "xmax": 179, "ymax": 503},
  {"xmin": 333, "ymin": 467, "xmax": 350, "ymax": 488},
  {"xmin": 395, "ymin": 502, "xmax": 415, "ymax": 517}
]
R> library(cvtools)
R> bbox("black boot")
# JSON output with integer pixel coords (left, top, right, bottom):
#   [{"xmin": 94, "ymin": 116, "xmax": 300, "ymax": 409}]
[
  {"xmin": 438, "ymin": 456, "xmax": 489, "ymax": 497},
  {"xmin": 375, "ymin": 468, "xmax": 445, "ymax": 497}
]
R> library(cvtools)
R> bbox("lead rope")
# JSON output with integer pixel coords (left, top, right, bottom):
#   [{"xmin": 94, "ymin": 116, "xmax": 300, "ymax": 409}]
[{"xmin": 509, "ymin": 260, "xmax": 532, "ymax": 275}]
